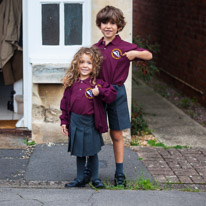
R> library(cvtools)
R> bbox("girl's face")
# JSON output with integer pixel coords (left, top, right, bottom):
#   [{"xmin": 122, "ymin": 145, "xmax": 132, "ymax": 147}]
[
  {"xmin": 78, "ymin": 54, "xmax": 93, "ymax": 80},
  {"xmin": 100, "ymin": 21, "xmax": 119, "ymax": 42}
]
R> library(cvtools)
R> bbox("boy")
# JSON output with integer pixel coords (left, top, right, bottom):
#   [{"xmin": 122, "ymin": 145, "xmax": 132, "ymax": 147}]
[{"xmin": 85, "ymin": 5, "xmax": 152, "ymax": 186}]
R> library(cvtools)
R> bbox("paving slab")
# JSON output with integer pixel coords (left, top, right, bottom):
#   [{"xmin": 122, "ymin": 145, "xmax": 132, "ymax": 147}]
[
  {"xmin": 0, "ymin": 149, "xmax": 29, "ymax": 180},
  {"xmin": 24, "ymin": 144, "xmax": 153, "ymax": 182},
  {"xmin": 0, "ymin": 188, "xmax": 206, "ymax": 206},
  {"xmin": 132, "ymin": 78, "xmax": 206, "ymax": 147}
]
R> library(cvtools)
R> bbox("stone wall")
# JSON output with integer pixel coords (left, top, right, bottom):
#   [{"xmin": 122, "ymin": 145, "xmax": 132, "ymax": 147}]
[
  {"xmin": 133, "ymin": 0, "xmax": 206, "ymax": 106},
  {"xmin": 32, "ymin": 83, "xmax": 66, "ymax": 143}
]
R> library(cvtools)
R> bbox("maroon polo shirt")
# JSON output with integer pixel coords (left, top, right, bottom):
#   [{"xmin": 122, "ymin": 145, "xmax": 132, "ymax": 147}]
[
  {"xmin": 94, "ymin": 35, "xmax": 146, "ymax": 85},
  {"xmin": 70, "ymin": 78, "xmax": 95, "ymax": 115}
]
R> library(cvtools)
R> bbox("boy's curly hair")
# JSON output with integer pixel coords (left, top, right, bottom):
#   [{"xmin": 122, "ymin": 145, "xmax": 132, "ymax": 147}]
[
  {"xmin": 62, "ymin": 47, "xmax": 103, "ymax": 88},
  {"xmin": 96, "ymin": 5, "xmax": 126, "ymax": 32}
]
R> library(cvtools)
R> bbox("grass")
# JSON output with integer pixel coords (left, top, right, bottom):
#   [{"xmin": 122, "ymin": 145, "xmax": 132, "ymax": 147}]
[
  {"xmin": 147, "ymin": 139, "xmax": 189, "ymax": 149},
  {"xmin": 102, "ymin": 174, "xmax": 159, "ymax": 191},
  {"xmin": 130, "ymin": 137, "xmax": 189, "ymax": 149},
  {"xmin": 180, "ymin": 187, "xmax": 200, "ymax": 192}
]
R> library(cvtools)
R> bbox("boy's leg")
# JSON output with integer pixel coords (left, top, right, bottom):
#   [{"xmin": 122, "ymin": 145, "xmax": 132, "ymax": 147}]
[
  {"xmin": 107, "ymin": 85, "xmax": 129, "ymax": 186},
  {"xmin": 110, "ymin": 130, "xmax": 124, "ymax": 163},
  {"xmin": 110, "ymin": 130, "xmax": 126, "ymax": 186}
]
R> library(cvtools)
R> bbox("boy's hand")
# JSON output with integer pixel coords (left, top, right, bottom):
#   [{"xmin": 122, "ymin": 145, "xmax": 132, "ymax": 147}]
[
  {"xmin": 123, "ymin": 50, "xmax": 137, "ymax": 61},
  {"xmin": 123, "ymin": 50, "xmax": 153, "ymax": 61},
  {"xmin": 61, "ymin": 124, "xmax": 68, "ymax": 135},
  {"xmin": 92, "ymin": 85, "xmax": 99, "ymax": 96}
]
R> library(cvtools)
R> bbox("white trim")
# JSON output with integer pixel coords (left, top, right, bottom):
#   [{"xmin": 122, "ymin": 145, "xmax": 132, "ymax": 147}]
[
  {"xmin": 29, "ymin": 0, "xmax": 91, "ymax": 64},
  {"xmin": 23, "ymin": 0, "xmax": 32, "ymax": 130}
]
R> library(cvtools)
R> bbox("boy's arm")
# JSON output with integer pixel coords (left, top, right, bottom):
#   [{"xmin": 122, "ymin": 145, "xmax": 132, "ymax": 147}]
[
  {"xmin": 123, "ymin": 50, "xmax": 153, "ymax": 61},
  {"xmin": 93, "ymin": 80, "xmax": 117, "ymax": 104}
]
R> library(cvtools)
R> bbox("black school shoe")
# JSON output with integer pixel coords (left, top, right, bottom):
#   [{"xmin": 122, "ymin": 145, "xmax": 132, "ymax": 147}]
[
  {"xmin": 92, "ymin": 179, "xmax": 105, "ymax": 189},
  {"xmin": 65, "ymin": 178, "xmax": 85, "ymax": 188},
  {"xmin": 114, "ymin": 173, "xmax": 127, "ymax": 187},
  {"xmin": 83, "ymin": 167, "xmax": 92, "ymax": 184}
]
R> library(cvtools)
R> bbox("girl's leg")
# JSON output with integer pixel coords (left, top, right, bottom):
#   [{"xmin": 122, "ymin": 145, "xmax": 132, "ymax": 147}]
[
  {"xmin": 84, "ymin": 157, "xmax": 92, "ymax": 183},
  {"xmin": 88, "ymin": 154, "xmax": 99, "ymax": 180},
  {"xmin": 65, "ymin": 156, "xmax": 86, "ymax": 188},
  {"xmin": 88, "ymin": 154, "xmax": 105, "ymax": 188},
  {"xmin": 76, "ymin": 156, "xmax": 86, "ymax": 181}
]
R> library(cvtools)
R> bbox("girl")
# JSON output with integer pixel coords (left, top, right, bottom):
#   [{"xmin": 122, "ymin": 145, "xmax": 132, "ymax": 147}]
[{"xmin": 60, "ymin": 47, "xmax": 116, "ymax": 188}]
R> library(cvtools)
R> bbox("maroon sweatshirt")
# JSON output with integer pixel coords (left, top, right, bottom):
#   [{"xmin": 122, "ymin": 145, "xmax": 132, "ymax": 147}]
[{"xmin": 59, "ymin": 77, "xmax": 117, "ymax": 133}]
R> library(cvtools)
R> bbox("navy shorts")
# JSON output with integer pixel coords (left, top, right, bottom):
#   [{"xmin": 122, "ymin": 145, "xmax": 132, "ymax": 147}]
[{"xmin": 105, "ymin": 84, "xmax": 130, "ymax": 131}]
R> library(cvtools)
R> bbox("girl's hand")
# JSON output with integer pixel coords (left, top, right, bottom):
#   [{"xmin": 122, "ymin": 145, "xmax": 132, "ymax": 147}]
[
  {"xmin": 61, "ymin": 124, "xmax": 68, "ymax": 135},
  {"xmin": 92, "ymin": 85, "xmax": 99, "ymax": 96}
]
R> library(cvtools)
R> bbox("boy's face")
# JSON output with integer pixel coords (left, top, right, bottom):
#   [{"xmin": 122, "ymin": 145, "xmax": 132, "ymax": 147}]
[{"xmin": 100, "ymin": 21, "xmax": 119, "ymax": 41}]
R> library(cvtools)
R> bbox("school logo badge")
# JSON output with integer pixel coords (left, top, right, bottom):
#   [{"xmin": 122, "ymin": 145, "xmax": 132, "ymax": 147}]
[
  {"xmin": 111, "ymin": 48, "xmax": 122, "ymax": 59},
  {"xmin": 85, "ymin": 88, "xmax": 93, "ymax": 99}
]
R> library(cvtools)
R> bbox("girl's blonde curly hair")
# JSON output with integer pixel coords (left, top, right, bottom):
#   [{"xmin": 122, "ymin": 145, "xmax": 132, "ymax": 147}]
[{"xmin": 62, "ymin": 47, "xmax": 103, "ymax": 88}]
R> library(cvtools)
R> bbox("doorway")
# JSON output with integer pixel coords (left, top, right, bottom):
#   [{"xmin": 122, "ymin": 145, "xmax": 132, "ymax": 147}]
[{"xmin": 0, "ymin": 0, "xmax": 23, "ymax": 130}]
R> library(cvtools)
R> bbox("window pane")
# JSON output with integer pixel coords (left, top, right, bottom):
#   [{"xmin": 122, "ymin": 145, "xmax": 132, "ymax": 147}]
[
  {"xmin": 42, "ymin": 4, "xmax": 59, "ymax": 45},
  {"xmin": 64, "ymin": 4, "xmax": 82, "ymax": 45}
]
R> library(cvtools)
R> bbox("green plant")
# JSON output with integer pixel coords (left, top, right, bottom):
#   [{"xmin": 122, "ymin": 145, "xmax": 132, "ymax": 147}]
[
  {"xmin": 131, "ymin": 104, "xmax": 149, "ymax": 135},
  {"xmin": 24, "ymin": 139, "xmax": 36, "ymax": 146},
  {"xmin": 133, "ymin": 35, "xmax": 160, "ymax": 81},
  {"xmin": 130, "ymin": 138, "xmax": 139, "ymax": 146},
  {"xmin": 133, "ymin": 176, "xmax": 158, "ymax": 190},
  {"xmin": 181, "ymin": 97, "xmax": 191, "ymax": 109},
  {"xmin": 153, "ymin": 84, "xmax": 170, "ymax": 98},
  {"xmin": 189, "ymin": 111, "xmax": 195, "ymax": 118}
]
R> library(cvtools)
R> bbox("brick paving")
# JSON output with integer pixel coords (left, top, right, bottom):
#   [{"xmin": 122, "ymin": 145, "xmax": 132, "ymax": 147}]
[{"xmin": 131, "ymin": 146, "xmax": 206, "ymax": 184}]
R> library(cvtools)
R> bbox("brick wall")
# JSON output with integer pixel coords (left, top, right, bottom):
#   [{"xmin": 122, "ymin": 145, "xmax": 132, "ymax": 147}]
[{"xmin": 133, "ymin": 0, "xmax": 206, "ymax": 106}]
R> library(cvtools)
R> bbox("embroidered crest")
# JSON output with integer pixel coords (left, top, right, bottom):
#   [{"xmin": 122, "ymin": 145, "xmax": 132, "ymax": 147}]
[
  {"xmin": 85, "ymin": 88, "xmax": 93, "ymax": 99},
  {"xmin": 111, "ymin": 48, "xmax": 122, "ymax": 59}
]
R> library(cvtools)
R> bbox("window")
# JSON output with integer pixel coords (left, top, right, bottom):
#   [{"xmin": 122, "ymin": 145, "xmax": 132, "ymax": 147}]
[
  {"xmin": 42, "ymin": 4, "xmax": 60, "ymax": 45},
  {"xmin": 28, "ymin": 0, "xmax": 91, "ymax": 63},
  {"xmin": 64, "ymin": 3, "xmax": 82, "ymax": 45}
]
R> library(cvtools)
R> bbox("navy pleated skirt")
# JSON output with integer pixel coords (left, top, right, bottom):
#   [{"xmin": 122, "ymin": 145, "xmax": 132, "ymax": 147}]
[{"xmin": 68, "ymin": 112, "xmax": 104, "ymax": 157}]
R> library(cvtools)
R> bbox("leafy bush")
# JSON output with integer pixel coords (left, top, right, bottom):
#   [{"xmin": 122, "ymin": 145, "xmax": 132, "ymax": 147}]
[
  {"xmin": 131, "ymin": 104, "xmax": 149, "ymax": 135},
  {"xmin": 133, "ymin": 35, "xmax": 160, "ymax": 81}
]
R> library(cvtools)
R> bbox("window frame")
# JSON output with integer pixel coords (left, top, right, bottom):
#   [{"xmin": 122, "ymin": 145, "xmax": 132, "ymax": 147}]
[{"xmin": 28, "ymin": 0, "xmax": 91, "ymax": 63}]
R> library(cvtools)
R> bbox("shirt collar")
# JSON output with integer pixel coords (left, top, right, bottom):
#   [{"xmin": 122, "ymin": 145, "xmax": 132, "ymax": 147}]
[
  {"xmin": 78, "ymin": 77, "xmax": 93, "ymax": 85},
  {"xmin": 97, "ymin": 35, "xmax": 121, "ymax": 46}
]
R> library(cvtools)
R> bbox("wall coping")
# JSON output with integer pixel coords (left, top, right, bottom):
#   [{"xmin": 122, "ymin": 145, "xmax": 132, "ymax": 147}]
[{"xmin": 32, "ymin": 64, "xmax": 68, "ymax": 84}]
